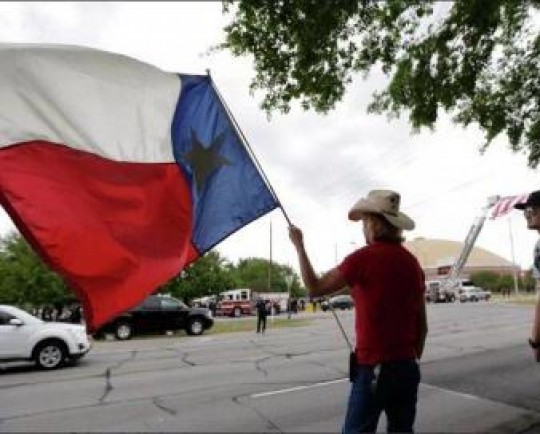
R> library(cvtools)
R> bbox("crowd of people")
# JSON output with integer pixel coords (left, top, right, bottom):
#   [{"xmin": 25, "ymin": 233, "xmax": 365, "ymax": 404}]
[{"xmin": 33, "ymin": 302, "xmax": 83, "ymax": 324}]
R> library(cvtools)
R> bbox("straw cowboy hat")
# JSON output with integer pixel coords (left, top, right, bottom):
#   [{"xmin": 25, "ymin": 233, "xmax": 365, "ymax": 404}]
[{"xmin": 348, "ymin": 189, "xmax": 415, "ymax": 231}]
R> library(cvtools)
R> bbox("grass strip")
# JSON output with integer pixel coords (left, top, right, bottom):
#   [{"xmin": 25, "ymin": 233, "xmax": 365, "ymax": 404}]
[
  {"xmin": 209, "ymin": 317, "xmax": 312, "ymax": 334},
  {"xmin": 492, "ymin": 294, "xmax": 537, "ymax": 305}
]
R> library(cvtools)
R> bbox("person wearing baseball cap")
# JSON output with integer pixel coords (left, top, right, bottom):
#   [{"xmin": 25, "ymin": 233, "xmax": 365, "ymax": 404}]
[
  {"xmin": 289, "ymin": 189, "xmax": 427, "ymax": 433},
  {"xmin": 514, "ymin": 190, "xmax": 540, "ymax": 361}
]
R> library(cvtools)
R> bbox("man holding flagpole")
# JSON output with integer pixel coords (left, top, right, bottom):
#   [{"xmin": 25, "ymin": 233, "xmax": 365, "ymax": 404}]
[
  {"xmin": 289, "ymin": 189, "xmax": 427, "ymax": 433},
  {"xmin": 514, "ymin": 190, "xmax": 540, "ymax": 361}
]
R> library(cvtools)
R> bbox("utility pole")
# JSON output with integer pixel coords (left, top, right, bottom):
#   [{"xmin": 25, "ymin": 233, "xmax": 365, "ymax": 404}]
[
  {"xmin": 268, "ymin": 221, "xmax": 272, "ymax": 291},
  {"xmin": 508, "ymin": 216, "xmax": 520, "ymax": 295},
  {"xmin": 285, "ymin": 272, "xmax": 293, "ymax": 319}
]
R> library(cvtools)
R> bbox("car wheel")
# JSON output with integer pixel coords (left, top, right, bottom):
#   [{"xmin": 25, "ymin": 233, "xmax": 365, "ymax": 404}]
[
  {"xmin": 233, "ymin": 307, "xmax": 242, "ymax": 318},
  {"xmin": 187, "ymin": 318, "xmax": 204, "ymax": 336},
  {"xmin": 92, "ymin": 330, "xmax": 106, "ymax": 340},
  {"xmin": 114, "ymin": 322, "xmax": 133, "ymax": 340},
  {"xmin": 33, "ymin": 339, "xmax": 67, "ymax": 370}
]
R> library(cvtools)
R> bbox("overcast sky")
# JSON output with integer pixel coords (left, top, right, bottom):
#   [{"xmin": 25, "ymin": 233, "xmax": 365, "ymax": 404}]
[{"xmin": 0, "ymin": 2, "xmax": 538, "ymax": 276}]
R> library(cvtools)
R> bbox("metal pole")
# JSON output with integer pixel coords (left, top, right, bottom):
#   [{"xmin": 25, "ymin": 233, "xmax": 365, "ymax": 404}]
[
  {"xmin": 285, "ymin": 273, "xmax": 293, "ymax": 319},
  {"xmin": 508, "ymin": 216, "xmax": 520, "ymax": 295},
  {"xmin": 328, "ymin": 303, "xmax": 353, "ymax": 351},
  {"xmin": 268, "ymin": 221, "xmax": 272, "ymax": 291}
]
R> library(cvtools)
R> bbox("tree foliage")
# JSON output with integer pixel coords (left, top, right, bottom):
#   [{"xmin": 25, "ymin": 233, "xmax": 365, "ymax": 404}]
[
  {"xmin": 221, "ymin": 0, "xmax": 540, "ymax": 167},
  {"xmin": 0, "ymin": 232, "xmax": 72, "ymax": 306},
  {"xmin": 231, "ymin": 257, "xmax": 304, "ymax": 297},
  {"xmin": 158, "ymin": 250, "xmax": 237, "ymax": 301},
  {"xmin": 470, "ymin": 271, "xmax": 500, "ymax": 291},
  {"xmin": 470, "ymin": 270, "xmax": 532, "ymax": 293}
]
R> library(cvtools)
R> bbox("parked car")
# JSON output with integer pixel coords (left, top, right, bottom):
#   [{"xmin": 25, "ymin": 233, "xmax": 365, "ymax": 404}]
[
  {"xmin": 0, "ymin": 305, "xmax": 91, "ymax": 370},
  {"xmin": 94, "ymin": 294, "xmax": 214, "ymax": 340},
  {"xmin": 459, "ymin": 287, "xmax": 491, "ymax": 302},
  {"xmin": 321, "ymin": 295, "xmax": 354, "ymax": 311}
]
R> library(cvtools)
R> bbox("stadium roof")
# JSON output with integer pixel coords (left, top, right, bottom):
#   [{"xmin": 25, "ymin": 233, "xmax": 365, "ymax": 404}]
[{"xmin": 404, "ymin": 237, "xmax": 514, "ymax": 269}]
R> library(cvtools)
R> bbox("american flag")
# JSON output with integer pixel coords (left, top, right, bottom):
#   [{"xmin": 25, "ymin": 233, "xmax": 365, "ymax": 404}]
[{"xmin": 490, "ymin": 194, "xmax": 529, "ymax": 219}]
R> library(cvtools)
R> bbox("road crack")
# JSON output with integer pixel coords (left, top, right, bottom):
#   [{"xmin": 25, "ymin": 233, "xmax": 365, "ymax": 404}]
[
  {"xmin": 255, "ymin": 356, "xmax": 272, "ymax": 377},
  {"xmin": 99, "ymin": 350, "xmax": 138, "ymax": 403},
  {"xmin": 232, "ymin": 394, "xmax": 283, "ymax": 433},
  {"xmin": 166, "ymin": 347, "xmax": 197, "ymax": 367},
  {"xmin": 152, "ymin": 397, "xmax": 177, "ymax": 416}
]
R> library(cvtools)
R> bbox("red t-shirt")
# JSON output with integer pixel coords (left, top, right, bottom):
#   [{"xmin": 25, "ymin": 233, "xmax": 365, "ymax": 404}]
[{"xmin": 338, "ymin": 242, "xmax": 425, "ymax": 365}]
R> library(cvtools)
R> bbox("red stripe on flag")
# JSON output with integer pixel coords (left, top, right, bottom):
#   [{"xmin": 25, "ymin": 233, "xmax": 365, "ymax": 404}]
[
  {"xmin": 490, "ymin": 194, "xmax": 529, "ymax": 219},
  {"xmin": 0, "ymin": 141, "xmax": 198, "ymax": 331}
]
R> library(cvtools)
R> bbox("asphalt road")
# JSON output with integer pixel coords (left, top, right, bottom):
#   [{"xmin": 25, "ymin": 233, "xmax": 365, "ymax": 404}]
[{"xmin": 1, "ymin": 302, "xmax": 540, "ymax": 433}]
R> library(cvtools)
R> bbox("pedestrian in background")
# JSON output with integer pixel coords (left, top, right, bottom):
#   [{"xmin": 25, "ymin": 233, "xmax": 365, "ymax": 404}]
[
  {"xmin": 255, "ymin": 298, "xmax": 267, "ymax": 334},
  {"xmin": 514, "ymin": 190, "xmax": 540, "ymax": 361},
  {"xmin": 289, "ymin": 189, "xmax": 428, "ymax": 433}
]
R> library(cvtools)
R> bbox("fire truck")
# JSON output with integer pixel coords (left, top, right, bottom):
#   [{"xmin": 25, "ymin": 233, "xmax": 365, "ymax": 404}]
[
  {"xmin": 425, "ymin": 195, "xmax": 500, "ymax": 303},
  {"xmin": 215, "ymin": 288, "xmax": 289, "ymax": 317},
  {"xmin": 216, "ymin": 288, "xmax": 254, "ymax": 317}
]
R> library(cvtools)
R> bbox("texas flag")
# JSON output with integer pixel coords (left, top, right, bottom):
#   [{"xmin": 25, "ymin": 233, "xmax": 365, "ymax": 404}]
[{"xmin": 0, "ymin": 44, "xmax": 279, "ymax": 331}]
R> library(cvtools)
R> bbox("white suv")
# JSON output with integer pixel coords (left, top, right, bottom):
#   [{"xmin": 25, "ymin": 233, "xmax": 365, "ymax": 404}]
[
  {"xmin": 459, "ymin": 287, "xmax": 491, "ymax": 302},
  {"xmin": 0, "ymin": 305, "xmax": 91, "ymax": 370}
]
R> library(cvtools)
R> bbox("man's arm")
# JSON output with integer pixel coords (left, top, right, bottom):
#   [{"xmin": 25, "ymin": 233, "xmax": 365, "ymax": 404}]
[{"xmin": 289, "ymin": 225, "xmax": 347, "ymax": 298}]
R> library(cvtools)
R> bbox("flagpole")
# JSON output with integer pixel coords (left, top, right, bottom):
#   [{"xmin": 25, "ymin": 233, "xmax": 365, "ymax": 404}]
[
  {"xmin": 508, "ymin": 215, "xmax": 520, "ymax": 295},
  {"xmin": 268, "ymin": 221, "xmax": 273, "ymax": 291},
  {"xmin": 206, "ymin": 71, "xmax": 292, "ymax": 227},
  {"xmin": 206, "ymin": 71, "xmax": 351, "ymax": 351}
]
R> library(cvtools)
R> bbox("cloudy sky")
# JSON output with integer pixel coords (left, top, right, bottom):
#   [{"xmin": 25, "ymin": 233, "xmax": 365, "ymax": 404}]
[{"xmin": 0, "ymin": 2, "xmax": 538, "ymax": 276}]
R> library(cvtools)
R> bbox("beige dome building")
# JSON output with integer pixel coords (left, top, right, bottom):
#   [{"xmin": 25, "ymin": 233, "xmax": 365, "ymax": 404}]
[{"xmin": 404, "ymin": 237, "xmax": 519, "ymax": 280}]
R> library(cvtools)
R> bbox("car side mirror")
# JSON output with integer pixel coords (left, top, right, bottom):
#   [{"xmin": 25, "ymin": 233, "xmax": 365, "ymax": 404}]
[{"xmin": 9, "ymin": 318, "xmax": 24, "ymax": 326}]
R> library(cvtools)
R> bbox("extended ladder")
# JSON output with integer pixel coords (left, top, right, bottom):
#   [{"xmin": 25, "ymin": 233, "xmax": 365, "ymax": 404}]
[{"xmin": 440, "ymin": 195, "xmax": 500, "ymax": 293}]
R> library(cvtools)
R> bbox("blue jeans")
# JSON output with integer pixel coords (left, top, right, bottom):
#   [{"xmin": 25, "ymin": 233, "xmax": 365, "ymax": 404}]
[{"xmin": 342, "ymin": 359, "xmax": 420, "ymax": 433}]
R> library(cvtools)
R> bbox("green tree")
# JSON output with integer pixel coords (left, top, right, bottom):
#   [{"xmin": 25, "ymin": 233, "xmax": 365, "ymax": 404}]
[
  {"xmin": 522, "ymin": 268, "xmax": 537, "ymax": 292},
  {"xmin": 470, "ymin": 271, "xmax": 522, "ymax": 293},
  {"xmin": 230, "ymin": 257, "xmax": 304, "ymax": 296},
  {"xmin": 158, "ymin": 250, "xmax": 236, "ymax": 302},
  {"xmin": 221, "ymin": 0, "xmax": 540, "ymax": 167},
  {"xmin": 496, "ymin": 274, "xmax": 515, "ymax": 292},
  {"xmin": 470, "ymin": 271, "xmax": 500, "ymax": 292},
  {"xmin": 0, "ymin": 232, "xmax": 72, "ymax": 307}
]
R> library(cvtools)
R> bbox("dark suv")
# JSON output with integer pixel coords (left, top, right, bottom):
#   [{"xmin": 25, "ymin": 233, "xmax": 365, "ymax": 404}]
[
  {"xmin": 94, "ymin": 295, "xmax": 214, "ymax": 340},
  {"xmin": 321, "ymin": 295, "xmax": 354, "ymax": 311}
]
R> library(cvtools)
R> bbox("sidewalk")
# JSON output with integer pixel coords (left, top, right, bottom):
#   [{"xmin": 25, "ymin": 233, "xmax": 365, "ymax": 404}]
[{"xmin": 412, "ymin": 383, "xmax": 540, "ymax": 433}]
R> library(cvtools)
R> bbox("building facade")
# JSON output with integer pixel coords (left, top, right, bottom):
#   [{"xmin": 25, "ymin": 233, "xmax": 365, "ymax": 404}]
[{"xmin": 404, "ymin": 237, "xmax": 520, "ymax": 281}]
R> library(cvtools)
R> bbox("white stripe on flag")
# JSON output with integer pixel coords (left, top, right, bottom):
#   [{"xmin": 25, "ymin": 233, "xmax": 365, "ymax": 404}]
[
  {"xmin": 490, "ymin": 194, "xmax": 529, "ymax": 219},
  {"xmin": 0, "ymin": 43, "xmax": 180, "ymax": 163}
]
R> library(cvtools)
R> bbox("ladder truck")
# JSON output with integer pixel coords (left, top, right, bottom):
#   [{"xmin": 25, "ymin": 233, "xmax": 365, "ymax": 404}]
[{"xmin": 426, "ymin": 195, "xmax": 500, "ymax": 303}]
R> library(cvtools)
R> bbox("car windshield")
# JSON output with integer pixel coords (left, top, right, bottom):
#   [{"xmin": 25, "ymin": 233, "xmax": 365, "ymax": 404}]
[
  {"xmin": 331, "ymin": 295, "xmax": 351, "ymax": 302},
  {"xmin": 160, "ymin": 297, "xmax": 188, "ymax": 310},
  {"xmin": 1, "ymin": 306, "xmax": 43, "ymax": 325}
]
